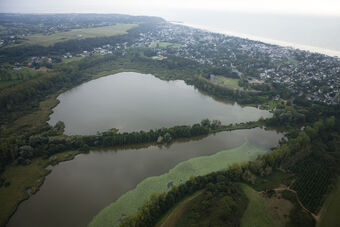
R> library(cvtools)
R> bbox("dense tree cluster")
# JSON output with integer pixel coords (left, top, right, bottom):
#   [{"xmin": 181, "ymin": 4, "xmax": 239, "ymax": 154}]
[
  {"xmin": 0, "ymin": 68, "xmax": 88, "ymax": 121},
  {"xmin": 259, "ymin": 116, "xmax": 339, "ymax": 213},
  {"xmin": 83, "ymin": 119, "xmax": 220, "ymax": 147},
  {"xmin": 175, "ymin": 181, "xmax": 248, "ymax": 227},
  {"xmin": 0, "ymin": 119, "xmax": 220, "ymax": 172},
  {"xmin": 190, "ymin": 76, "xmax": 268, "ymax": 104},
  {"xmin": 120, "ymin": 174, "xmax": 248, "ymax": 227}
]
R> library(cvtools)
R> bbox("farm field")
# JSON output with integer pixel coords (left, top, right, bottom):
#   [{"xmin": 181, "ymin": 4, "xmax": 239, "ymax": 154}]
[
  {"xmin": 89, "ymin": 142, "xmax": 268, "ymax": 227},
  {"xmin": 20, "ymin": 24, "xmax": 137, "ymax": 47}
]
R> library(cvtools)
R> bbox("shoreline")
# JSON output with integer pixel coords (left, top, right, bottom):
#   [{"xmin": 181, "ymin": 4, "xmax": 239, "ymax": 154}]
[
  {"xmin": 3, "ymin": 121, "xmax": 272, "ymax": 227},
  {"xmin": 172, "ymin": 22, "xmax": 340, "ymax": 58}
]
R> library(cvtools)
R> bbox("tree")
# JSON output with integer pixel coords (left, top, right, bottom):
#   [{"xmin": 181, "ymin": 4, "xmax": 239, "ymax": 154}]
[{"xmin": 201, "ymin": 119, "xmax": 211, "ymax": 128}]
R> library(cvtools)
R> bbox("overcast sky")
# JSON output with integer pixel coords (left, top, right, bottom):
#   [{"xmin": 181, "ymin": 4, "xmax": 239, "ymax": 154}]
[{"xmin": 1, "ymin": 0, "xmax": 340, "ymax": 17}]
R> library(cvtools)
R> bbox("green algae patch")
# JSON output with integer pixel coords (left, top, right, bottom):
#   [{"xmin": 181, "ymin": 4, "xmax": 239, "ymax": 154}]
[{"xmin": 89, "ymin": 142, "xmax": 268, "ymax": 227}]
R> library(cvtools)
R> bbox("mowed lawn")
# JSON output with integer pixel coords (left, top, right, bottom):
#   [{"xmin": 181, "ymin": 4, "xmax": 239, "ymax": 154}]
[
  {"xmin": 215, "ymin": 76, "xmax": 242, "ymax": 89},
  {"xmin": 89, "ymin": 142, "xmax": 268, "ymax": 227},
  {"xmin": 22, "ymin": 24, "xmax": 137, "ymax": 46},
  {"xmin": 318, "ymin": 178, "xmax": 340, "ymax": 227}
]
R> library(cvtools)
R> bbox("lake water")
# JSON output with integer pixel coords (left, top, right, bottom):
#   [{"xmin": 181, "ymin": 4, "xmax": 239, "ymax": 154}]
[
  {"xmin": 48, "ymin": 72, "xmax": 271, "ymax": 135},
  {"xmin": 7, "ymin": 128, "xmax": 283, "ymax": 227}
]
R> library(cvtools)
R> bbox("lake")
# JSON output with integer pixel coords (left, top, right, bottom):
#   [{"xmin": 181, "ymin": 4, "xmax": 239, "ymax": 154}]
[
  {"xmin": 48, "ymin": 72, "xmax": 271, "ymax": 135},
  {"xmin": 8, "ymin": 128, "xmax": 283, "ymax": 227}
]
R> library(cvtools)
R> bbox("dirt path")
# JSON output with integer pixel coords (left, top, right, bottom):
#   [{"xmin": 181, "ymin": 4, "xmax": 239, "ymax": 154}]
[
  {"xmin": 273, "ymin": 186, "xmax": 317, "ymax": 221},
  {"xmin": 160, "ymin": 190, "xmax": 203, "ymax": 227}
]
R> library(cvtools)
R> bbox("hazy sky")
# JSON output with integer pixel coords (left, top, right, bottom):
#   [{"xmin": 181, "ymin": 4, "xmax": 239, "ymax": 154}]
[{"xmin": 1, "ymin": 0, "xmax": 340, "ymax": 17}]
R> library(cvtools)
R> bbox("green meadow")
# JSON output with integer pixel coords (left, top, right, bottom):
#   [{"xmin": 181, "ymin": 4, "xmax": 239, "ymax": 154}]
[
  {"xmin": 89, "ymin": 142, "xmax": 269, "ymax": 227},
  {"xmin": 240, "ymin": 184, "xmax": 278, "ymax": 227},
  {"xmin": 215, "ymin": 76, "xmax": 242, "ymax": 89},
  {"xmin": 21, "ymin": 24, "xmax": 137, "ymax": 47}
]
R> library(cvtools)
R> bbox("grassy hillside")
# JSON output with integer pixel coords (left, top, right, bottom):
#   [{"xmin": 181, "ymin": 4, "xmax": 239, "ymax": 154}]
[
  {"xmin": 240, "ymin": 184, "xmax": 280, "ymax": 227},
  {"xmin": 318, "ymin": 178, "xmax": 340, "ymax": 227},
  {"xmin": 156, "ymin": 190, "xmax": 203, "ymax": 227},
  {"xmin": 89, "ymin": 142, "xmax": 268, "ymax": 227}
]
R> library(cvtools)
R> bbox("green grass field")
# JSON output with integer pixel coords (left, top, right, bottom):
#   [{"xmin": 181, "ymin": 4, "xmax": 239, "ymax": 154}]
[
  {"xmin": 240, "ymin": 184, "xmax": 279, "ymax": 227},
  {"xmin": 89, "ymin": 142, "xmax": 269, "ymax": 227},
  {"xmin": 317, "ymin": 178, "xmax": 340, "ymax": 227},
  {"xmin": 21, "ymin": 24, "xmax": 137, "ymax": 46},
  {"xmin": 215, "ymin": 76, "xmax": 241, "ymax": 89}
]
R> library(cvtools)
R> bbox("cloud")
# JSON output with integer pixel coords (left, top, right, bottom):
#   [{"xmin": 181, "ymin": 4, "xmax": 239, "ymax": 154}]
[{"xmin": 0, "ymin": 0, "xmax": 339, "ymax": 16}]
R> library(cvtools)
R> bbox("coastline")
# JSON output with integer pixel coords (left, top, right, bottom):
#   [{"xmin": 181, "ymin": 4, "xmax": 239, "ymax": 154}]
[{"xmin": 172, "ymin": 22, "xmax": 340, "ymax": 58}]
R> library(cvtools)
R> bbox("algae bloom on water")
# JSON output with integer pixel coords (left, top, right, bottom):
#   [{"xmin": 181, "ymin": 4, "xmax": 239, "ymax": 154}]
[{"xmin": 90, "ymin": 142, "xmax": 268, "ymax": 227}]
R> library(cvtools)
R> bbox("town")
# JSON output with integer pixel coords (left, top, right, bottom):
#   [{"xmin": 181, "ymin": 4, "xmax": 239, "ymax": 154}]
[{"xmin": 1, "ymin": 15, "xmax": 339, "ymax": 104}]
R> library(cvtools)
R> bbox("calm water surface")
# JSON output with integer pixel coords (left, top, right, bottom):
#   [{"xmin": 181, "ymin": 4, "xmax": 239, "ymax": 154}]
[
  {"xmin": 48, "ymin": 72, "xmax": 271, "ymax": 135},
  {"xmin": 8, "ymin": 128, "xmax": 283, "ymax": 227},
  {"xmin": 162, "ymin": 10, "xmax": 340, "ymax": 56}
]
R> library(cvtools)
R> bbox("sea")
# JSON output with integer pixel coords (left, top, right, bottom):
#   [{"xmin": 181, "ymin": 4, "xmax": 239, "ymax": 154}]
[{"xmin": 158, "ymin": 10, "xmax": 340, "ymax": 58}]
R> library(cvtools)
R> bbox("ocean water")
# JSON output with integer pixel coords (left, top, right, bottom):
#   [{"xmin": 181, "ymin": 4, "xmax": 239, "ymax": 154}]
[{"xmin": 160, "ymin": 10, "xmax": 340, "ymax": 57}]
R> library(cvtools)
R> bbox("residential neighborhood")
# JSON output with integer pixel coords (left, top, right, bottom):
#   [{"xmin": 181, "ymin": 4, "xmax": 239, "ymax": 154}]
[{"xmin": 1, "ymin": 18, "xmax": 339, "ymax": 104}]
